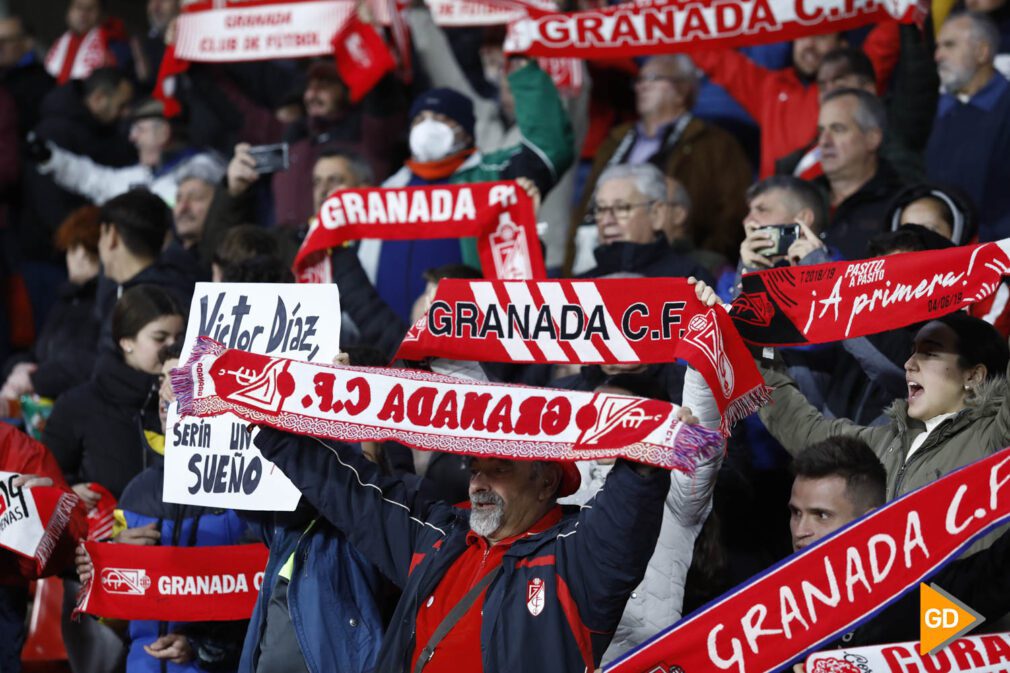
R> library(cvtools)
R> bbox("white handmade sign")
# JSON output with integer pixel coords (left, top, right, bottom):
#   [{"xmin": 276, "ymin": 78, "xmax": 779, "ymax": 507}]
[{"xmin": 164, "ymin": 282, "xmax": 341, "ymax": 511}]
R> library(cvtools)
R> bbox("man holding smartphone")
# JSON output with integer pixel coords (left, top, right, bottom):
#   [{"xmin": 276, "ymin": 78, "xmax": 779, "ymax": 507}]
[{"xmin": 737, "ymin": 176, "xmax": 829, "ymax": 278}]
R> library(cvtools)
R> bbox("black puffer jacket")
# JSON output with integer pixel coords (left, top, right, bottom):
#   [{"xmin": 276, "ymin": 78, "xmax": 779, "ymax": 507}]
[
  {"xmin": 42, "ymin": 352, "xmax": 161, "ymax": 498},
  {"xmin": 1, "ymin": 278, "xmax": 100, "ymax": 398}
]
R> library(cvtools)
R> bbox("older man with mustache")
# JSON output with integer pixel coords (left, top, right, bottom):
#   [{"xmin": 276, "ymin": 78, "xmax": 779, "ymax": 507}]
[{"xmin": 252, "ymin": 400, "xmax": 705, "ymax": 673}]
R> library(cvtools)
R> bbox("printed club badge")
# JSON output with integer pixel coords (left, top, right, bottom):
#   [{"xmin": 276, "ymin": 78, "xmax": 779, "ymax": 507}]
[
  {"xmin": 526, "ymin": 577, "xmax": 545, "ymax": 616},
  {"xmin": 809, "ymin": 657, "xmax": 861, "ymax": 673}
]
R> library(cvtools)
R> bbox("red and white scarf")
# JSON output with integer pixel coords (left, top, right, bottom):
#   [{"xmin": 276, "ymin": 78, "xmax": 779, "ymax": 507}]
[
  {"xmin": 0, "ymin": 471, "xmax": 79, "ymax": 575},
  {"xmin": 75, "ymin": 542, "xmax": 268, "ymax": 621},
  {"xmin": 503, "ymin": 0, "xmax": 918, "ymax": 59},
  {"xmin": 806, "ymin": 633, "xmax": 1010, "ymax": 673},
  {"xmin": 395, "ymin": 278, "xmax": 770, "ymax": 434},
  {"xmin": 153, "ymin": 44, "xmax": 190, "ymax": 119},
  {"xmin": 606, "ymin": 446, "xmax": 1010, "ymax": 673},
  {"xmin": 294, "ymin": 181, "xmax": 545, "ymax": 285},
  {"xmin": 45, "ymin": 28, "xmax": 114, "ymax": 84},
  {"xmin": 84, "ymin": 483, "xmax": 117, "ymax": 541},
  {"xmin": 172, "ymin": 338, "xmax": 724, "ymax": 473},
  {"xmin": 730, "ymin": 240, "xmax": 1010, "ymax": 346}
]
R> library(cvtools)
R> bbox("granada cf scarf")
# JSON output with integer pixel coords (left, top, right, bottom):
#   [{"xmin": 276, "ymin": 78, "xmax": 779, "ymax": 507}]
[
  {"xmin": 0, "ymin": 471, "xmax": 79, "ymax": 574},
  {"xmin": 75, "ymin": 542, "xmax": 268, "ymax": 621},
  {"xmin": 293, "ymin": 181, "xmax": 545, "ymax": 284},
  {"xmin": 503, "ymin": 0, "xmax": 918, "ymax": 59},
  {"xmin": 730, "ymin": 240, "xmax": 1010, "ymax": 346},
  {"xmin": 606, "ymin": 446, "xmax": 1010, "ymax": 673},
  {"xmin": 172, "ymin": 338, "xmax": 723, "ymax": 473},
  {"xmin": 394, "ymin": 279, "xmax": 770, "ymax": 434},
  {"xmin": 805, "ymin": 633, "xmax": 1010, "ymax": 673}
]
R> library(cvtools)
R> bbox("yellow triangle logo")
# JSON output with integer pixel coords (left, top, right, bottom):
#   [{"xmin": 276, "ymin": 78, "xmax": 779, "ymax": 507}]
[{"xmin": 919, "ymin": 583, "xmax": 985, "ymax": 655}]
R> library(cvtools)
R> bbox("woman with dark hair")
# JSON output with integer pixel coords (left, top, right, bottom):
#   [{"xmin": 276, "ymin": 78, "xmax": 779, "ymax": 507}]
[
  {"xmin": 43, "ymin": 284, "xmax": 184, "ymax": 502},
  {"xmin": 758, "ymin": 309, "xmax": 1010, "ymax": 513},
  {"xmin": 886, "ymin": 183, "xmax": 978, "ymax": 245},
  {"xmin": 42, "ymin": 284, "xmax": 184, "ymax": 673}
]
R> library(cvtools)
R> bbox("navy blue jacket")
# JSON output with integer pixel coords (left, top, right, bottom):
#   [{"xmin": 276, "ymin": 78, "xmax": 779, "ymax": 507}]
[
  {"xmin": 238, "ymin": 506, "xmax": 384, "ymax": 673},
  {"xmin": 254, "ymin": 428, "xmax": 671, "ymax": 673},
  {"xmin": 926, "ymin": 74, "xmax": 1010, "ymax": 242}
]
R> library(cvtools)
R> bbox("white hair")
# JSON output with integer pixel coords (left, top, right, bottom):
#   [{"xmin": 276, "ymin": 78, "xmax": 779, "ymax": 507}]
[{"xmin": 596, "ymin": 163, "xmax": 668, "ymax": 203}]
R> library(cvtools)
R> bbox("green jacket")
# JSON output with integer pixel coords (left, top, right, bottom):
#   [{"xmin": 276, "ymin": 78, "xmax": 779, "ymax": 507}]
[
  {"xmin": 758, "ymin": 359, "xmax": 1010, "ymax": 553},
  {"xmin": 380, "ymin": 61, "xmax": 574, "ymax": 268}
]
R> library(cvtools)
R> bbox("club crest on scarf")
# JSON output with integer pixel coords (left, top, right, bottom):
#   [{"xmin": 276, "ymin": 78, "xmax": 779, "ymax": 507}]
[
  {"xmin": 526, "ymin": 577, "xmax": 545, "ymax": 616},
  {"xmin": 574, "ymin": 394, "xmax": 668, "ymax": 448},
  {"xmin": 490, "ymin": 217, "xmax": 533, "ymax": 280},
  {"xmin": 683, "ymin": 310, "xmax": 734, "ymax": 399},
  {"xmin": 207, "ymin": 354, "xmax": 296, "ymax": 415},
  {"xmin": 100, "ymin": 568, "xmax": 152, "ymax": 596},
  {"xmin": 809, "ymin": 657, "xmax": 862, "ymax": 673},
  {"xmin": 730, "ymin": 290, "xmax": 775, "ymax": 328}
]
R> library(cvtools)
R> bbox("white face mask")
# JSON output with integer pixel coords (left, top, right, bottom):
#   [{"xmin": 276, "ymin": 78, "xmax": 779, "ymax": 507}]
[{"xmin": 409, "ymin": 118, "xmax": 457, "ymax": 162}]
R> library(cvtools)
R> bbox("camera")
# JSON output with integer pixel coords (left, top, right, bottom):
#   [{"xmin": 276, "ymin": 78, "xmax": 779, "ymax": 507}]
[
  {"xmin": 757, "ymin": 224, "xmax": 801, "ymax": 257},
  {"xmin": 248, "ymin": 143, "xmax": 290, "ymax": 175}
]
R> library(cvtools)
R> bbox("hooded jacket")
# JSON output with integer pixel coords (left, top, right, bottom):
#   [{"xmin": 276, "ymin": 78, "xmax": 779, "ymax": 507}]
[
  {"xmin": 758, "ymin": 358, "xmax": 1010, "ymax": 554},
  {"xmin": 254, "ymin": 428, "xmax": 671, "ymax": 673}
]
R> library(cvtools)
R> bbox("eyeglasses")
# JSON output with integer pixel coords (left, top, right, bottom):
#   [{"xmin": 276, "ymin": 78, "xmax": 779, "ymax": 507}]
[{"xmin": 587, "ymin": 200, "xmax": 657, "ymax": 223}]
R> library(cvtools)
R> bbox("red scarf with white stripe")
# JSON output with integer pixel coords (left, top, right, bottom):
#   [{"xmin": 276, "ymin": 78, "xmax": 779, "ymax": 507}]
[
  {"xmin": 293, "ymin": 181, "xmax": 545, "ymax": 284},
  {"xmin": 172, "ymin": 338, "xmax": 724, "ymax": 473},
  {"xmin": 44, "ymin": 28, "xmax": 114, "ymax": 84},
  {"xmin": 394, "ymin": 278, "xmax": 769, "ymax": 434},
  {"xmin": 75, "ymin": 542, "xmax": 268, "ymax": 621}
]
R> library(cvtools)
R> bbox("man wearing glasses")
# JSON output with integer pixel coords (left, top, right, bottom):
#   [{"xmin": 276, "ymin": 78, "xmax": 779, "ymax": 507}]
[
  {"xmin": 578, "ymin": 162, "xmax": 713, "ymax": 284},
  {"xmin": 569, "ymin": 54, "xmax": 751, "ymax": 273}
]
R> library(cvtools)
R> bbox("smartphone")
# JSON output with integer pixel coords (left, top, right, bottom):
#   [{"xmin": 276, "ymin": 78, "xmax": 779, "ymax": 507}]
[
  {"xmin": 248, "ymin": 143, "xmax": 289, "ymax": 175},
  {"xmin": 757, "ymin": 224, "xmax": 801, "ymax": 257}
]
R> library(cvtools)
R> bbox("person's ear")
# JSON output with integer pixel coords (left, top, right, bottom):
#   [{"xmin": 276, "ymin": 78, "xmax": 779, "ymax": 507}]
[
  {"xmin": 539, "ymin": 465, "xmax": 561, "ymax": 502},
  {"xmin": 106, "ymin": 225, "xmax": 120, "ymax": 250},
  {"xmin": 965, "ymin": 364, "xmax": 987, "ymax": 390},
  {"xmin": 867, "ymin": 127, "xmax": 883, "ymax": 153},
  {"xmin": 119, "ymin": 337, "xmax": 136, "ymax": 356},
  {"xmin": 796, "ymin": 208, "xmax": 816, "ymax": 232}
]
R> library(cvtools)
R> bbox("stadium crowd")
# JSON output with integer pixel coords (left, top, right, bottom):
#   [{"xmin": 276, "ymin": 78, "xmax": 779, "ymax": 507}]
[{"xmin": 3, "ymin": 0, "xmax": 1010, "ymax": 671}]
